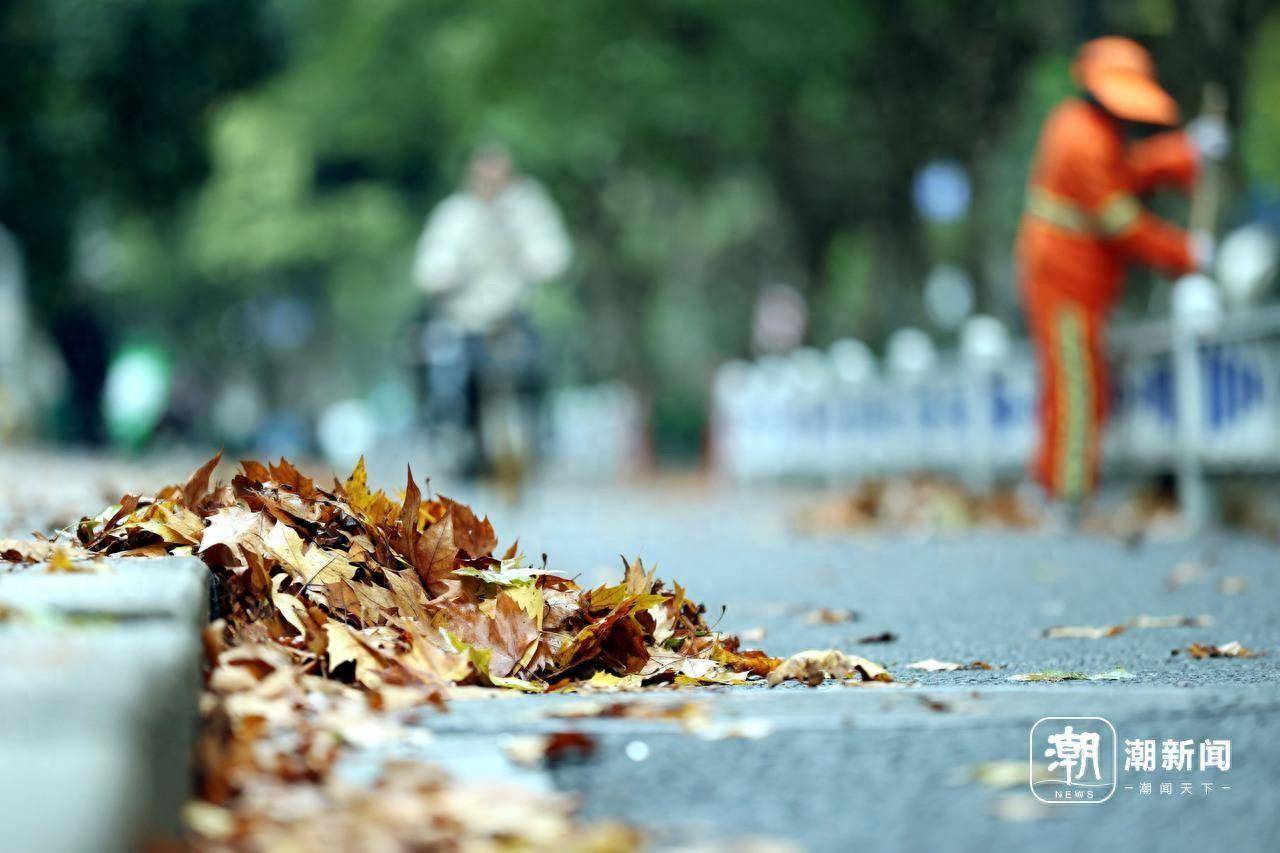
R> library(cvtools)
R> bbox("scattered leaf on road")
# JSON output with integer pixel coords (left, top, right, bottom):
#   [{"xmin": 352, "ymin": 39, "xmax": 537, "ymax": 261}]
[
  {"xmin": 801, "ymin": 607, "xmax": 857, "ymax": 625},
  {"xmin": 1176, "ymin": 641, "xmax": 1258, "ymax": 659},
  {"xmin": 1218, "ymin": 576, "xmax": 1248, "ymax": 596},
  {"xmin": 766, "ymin": 649, "xmax": 892, "ymax": 687},
  {"xmin": 906, "ymin": 659, "xmax": 961, "ymax": 672},
  {"xmin": 1042, "ymin": 624, "xmax": 1125, "ymax": 639},
  {"xmin": 1011, "ymin": 668, "xmax": 1135, "ymax": 682},
  {"xmin": 504, "ymin": 732, "xmax": 597, "ymax": 766},
  {"xmin": 1010, "ymin": 670, "xmax": 1088, "ymax": 682},
  {"xmin": 906, "ymin": 659, "xmax": 991, "ymax": 672},
  {"xmin": 1165, "ymin": 560, "xmax": 1207, "ymax": 590}
]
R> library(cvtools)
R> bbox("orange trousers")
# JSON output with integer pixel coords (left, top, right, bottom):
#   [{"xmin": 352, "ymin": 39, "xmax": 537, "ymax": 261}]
[{"xmin": 1025, "ymin": 287, "xmax": 1110, "ymax": 500}]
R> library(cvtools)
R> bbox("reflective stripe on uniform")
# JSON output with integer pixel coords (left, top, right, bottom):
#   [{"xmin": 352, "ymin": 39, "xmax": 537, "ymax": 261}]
[
  {"xmin": 1026, "ymin": 187, "xmax": 1140, "ymax": 238},
  {"xmin": 1053, "ymin": 305, "xmax": 1093, "ymax": 499},
  {"xmin": 1095, "ymin": 193, "xmax": 1140, "ymax": 236},
  {"xmin": 1026, "ymin": 188, "xmax": 1094, "ymax": 233}
]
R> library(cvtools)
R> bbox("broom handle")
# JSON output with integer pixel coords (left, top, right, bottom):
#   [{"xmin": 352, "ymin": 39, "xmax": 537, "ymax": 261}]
[{"xmin": 1188, "ymin": 82, "xmax": 1227, "ymax": 236}]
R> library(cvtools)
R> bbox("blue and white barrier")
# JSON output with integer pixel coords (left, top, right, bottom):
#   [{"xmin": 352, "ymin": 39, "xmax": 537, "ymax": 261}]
[{"xmin": 711, "ymin": 305, "xmax": 1280, "ymax": 500}]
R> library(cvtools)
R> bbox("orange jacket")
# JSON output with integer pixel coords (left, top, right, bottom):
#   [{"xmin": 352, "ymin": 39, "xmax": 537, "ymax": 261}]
[{"xmin": 1018, "ymin": 99, "xmax": 1198, "ymax": 312}]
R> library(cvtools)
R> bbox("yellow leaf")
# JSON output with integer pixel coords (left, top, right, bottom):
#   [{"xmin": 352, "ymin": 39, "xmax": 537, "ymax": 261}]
[
  {"xmin": 505, "ymin": 585, "xmax": 544, "ymax": 629},
  {"xmin": 579, "ymin": 671, "xmax": 644, "ymax": 691}
]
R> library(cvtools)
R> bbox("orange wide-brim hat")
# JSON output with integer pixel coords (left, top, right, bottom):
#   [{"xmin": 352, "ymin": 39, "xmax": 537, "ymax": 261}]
[{"xmin": 1071, "ymin": 36, "xmax": 1180, "ymax": 126}]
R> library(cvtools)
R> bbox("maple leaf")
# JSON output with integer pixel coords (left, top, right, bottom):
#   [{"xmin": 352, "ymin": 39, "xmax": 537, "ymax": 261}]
[
  {"xmin": 338, "ymin": 456, "xmax": 397, "ymax": 527},
  {"xmin": 155, "ymin": 502, "xmax": 206, "ymax": 546},
  {"xmin": 451, "ymin": 592, "xmax": 541, "ymax": 678},
  {"xmin": 342, "ymin": 455, "xmax": 373, "ymax": 507},
  {"xmin": 384, "ymin": 569, "xmax": 431, "ymax": 621},
  {"xmin": 199, "ymin": 506, "xmax": 269, "ymax": 570},
  {"xmin": 324, "ymin": 622, "xmax": 386, "ymax": 687},
  {"xmin": 585, "ymin": 583, "xmax": 666, "ymax": 615},
  {"xmin": 341, "ymin": 579, "xmax": 398, "ymax": 625},
  {"xmin": 119, "ymin": 501, "xmax": 204, "ymax": 548},
  {"xmin": 389, "ymin": 618, "xmax": 472, "ymax": 685},
  {"xmin": 270, "ymin": 574, "xmax": 309, "ymax": 637},
  {"xmin": 555, "ymin": 598, "xmax": 640, "ymax": 673},
  {"xmin": 504, "ymin": 585, "xmax": 545, "ymax": 629},
  {"xmin": 238, "ymin": 459, "xmax": 271, "ymax": 483},
  {"xmin": 264, "ymin": 521, "xmax": 355, "ymax": 586},
  {"xmin": 711, "ymin": 647, "xmax": 780, "ymax": 678},
  {"xmin": 442, "ymin": 497, "xmax": 497, "ymax": 557},
  {"xmin": 414, "ymin": 513, "xmax": 458, "ymax": 597},
  {"xmin": 268, "ymin": 457, "xmax": 317, "ymax": 499},
  {"xmin": 181, "ymin": 451, "xmax": 223, "ymax": 509},
  {"xmin": 398, "ymin": 467, "xmax": 423, "ymax": 556},
  {"xmin": 622, "ymin": 556, "xmax": 657, "ymax": 595}
]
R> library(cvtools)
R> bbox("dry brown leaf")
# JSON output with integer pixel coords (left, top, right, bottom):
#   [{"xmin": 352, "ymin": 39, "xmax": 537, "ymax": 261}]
[
  {"xmin": 442, "ymin": 497, "xmax": 497, "ymax": 558},
  {"xmin": 1128, "ymin": 614, "xmax": 1213, "ymax": 629},
  {"xmin": 413, "ymin": 513, "xmax": 458, "ymax": 597},
  {"xmin": 0, "ymin": 538, "xmax": 57, "ymax": 564},
  {"xmin": 324, "ymin": 622, "xmax": 386, "ymax": 687},
  {"xmin": 264, "ymin": 522, "xmax": 354, "ymax": 586},
  {"xmin": 1218, "ymin": 576, "xmax": 1248, "ymax": 596},
  {"xmin": 199, "ymin": 506, "xmax": 269, "ymax": 569},
  {"xmin": 1042, "ymin": 624, "xmax": 1126, "ymax": 639},
  {"xmin": 181, "ymin": 451, "xmax": 223, "ymax": 508},
  {"xmin": 766, "ymin": 649, "xmax": 892, "ymax": 687},
  {"xmin": 1180, "ymin": 641, "xmax": 1257, "ymax": 659},
  {"xmin": 801, "ymin": 607, "xmax": 857, "ymax": 625}
]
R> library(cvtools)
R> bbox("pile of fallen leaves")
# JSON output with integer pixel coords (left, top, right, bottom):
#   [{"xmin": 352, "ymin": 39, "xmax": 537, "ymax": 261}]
[
  {"xmin": 70, "ymin": 453, "xmax": 778, "ymax": 696},
  {"xmin": 34, "ymin": 453, "xmax": 782, "ymax": 850},
  {"xmin": 18, "ymin": 454, "xmax": 890, "ymax": 849},
  {"xmin": 796, "ymin": 475, "xmax": 1041, "ymax": 535}
]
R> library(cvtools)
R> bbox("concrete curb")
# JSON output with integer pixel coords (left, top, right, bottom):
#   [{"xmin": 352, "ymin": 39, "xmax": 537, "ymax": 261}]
[{"xmin": 0, "ymin": 556, "xmax": 209, "ymax": 853}]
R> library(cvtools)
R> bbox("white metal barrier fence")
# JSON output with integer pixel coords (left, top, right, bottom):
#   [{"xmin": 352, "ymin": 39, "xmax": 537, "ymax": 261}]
[{"xmin": 711, "ymin": 304, "xmax": 1280, "ymax": 524}]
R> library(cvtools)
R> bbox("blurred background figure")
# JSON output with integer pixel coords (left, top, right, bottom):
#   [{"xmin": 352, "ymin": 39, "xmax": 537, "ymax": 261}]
[
  {"xmin": 751, "ymin": 284, "xmax": 808, "ymax": 357},
  {"xmin": 0, "ymin": 226, "xmax": 66, "ymax": 441},
  {"xmin": 412, "ymin": 144, "xmax": 571, "ymax": 478},
  {"xmin": 1017, "ymin": 36, "xmax": 1222, "ymax": 518}
]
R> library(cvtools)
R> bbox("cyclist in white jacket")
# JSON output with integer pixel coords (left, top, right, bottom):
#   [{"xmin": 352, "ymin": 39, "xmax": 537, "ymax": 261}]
[
  {"xmin": 413, "ymin": 145, "xmax": 570, "ymax": 333},
  {"xmin": 411, "ymin": 145, "xmax": 571, "ymax": 476}
]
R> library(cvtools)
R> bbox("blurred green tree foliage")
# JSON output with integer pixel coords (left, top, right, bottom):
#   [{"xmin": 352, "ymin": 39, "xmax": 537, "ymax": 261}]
[{"xmin": 1, "ymin": 0, "xmax": 1275, "ymax": 451}]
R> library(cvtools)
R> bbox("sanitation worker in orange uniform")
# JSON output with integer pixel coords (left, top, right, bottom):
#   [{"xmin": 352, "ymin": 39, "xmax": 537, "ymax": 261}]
[{"xmin": 1018, "ymin": 37, "xmax": 1216, "ymax": 508}]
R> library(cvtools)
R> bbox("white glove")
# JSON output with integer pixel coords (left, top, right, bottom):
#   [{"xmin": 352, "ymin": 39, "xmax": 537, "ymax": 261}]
[
  {"xmin": 1187, "ymin": 114, "xmax": 1231, "ymax": 161},
  {"xmin": 1190, "ymin": 229, "xmax": 1216, "ymax": 271}
]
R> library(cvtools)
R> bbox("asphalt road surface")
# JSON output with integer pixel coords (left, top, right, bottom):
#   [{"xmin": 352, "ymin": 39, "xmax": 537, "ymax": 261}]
[{"xmin": 414, "ymin": 479, "xmax": 1280, "ymax": 852}]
